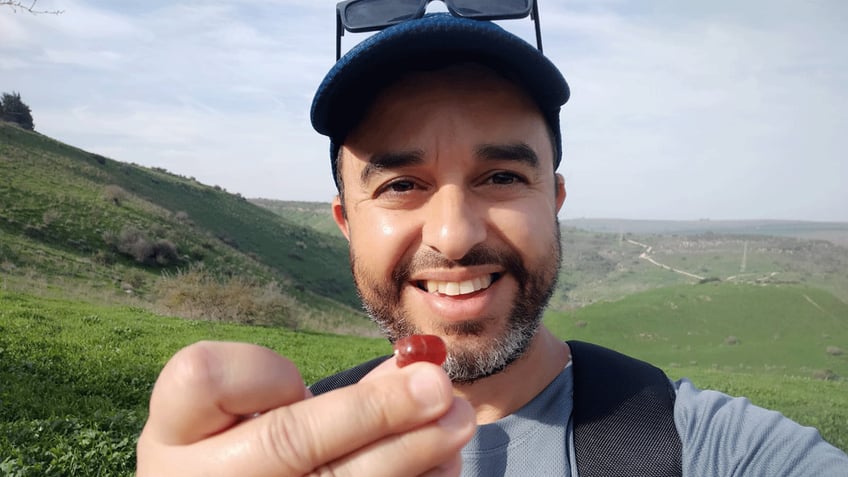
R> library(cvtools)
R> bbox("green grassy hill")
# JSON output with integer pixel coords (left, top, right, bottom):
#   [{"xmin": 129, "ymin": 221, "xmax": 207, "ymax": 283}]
[
  {"xmin": 545, "ymin": 282, "xmax": 848, "ymax": 379},
  {"xmin": 250, "ymin": 199, "xmax": 342, "ymax": 237},
  {"xmin": 0, "ymin": 291, "xmax": 389, "ymax": 476},
  {"xmin": 3, "ymin": 112, "xmax": 847, "ymax": 475},
  {"xmin": 2, "ymin": 290, "xmax": 845, "ymax": 475},
  {"xmin": 0, "ymin": 122, "xmax": 371, "ymax": 334},
  {"xmin": 252, "ymin": 199, "xmax": 848, "ymax": 311},
  {"xmin": 552, "ymin": 226, "xmax": 848, "ymax": 309}
]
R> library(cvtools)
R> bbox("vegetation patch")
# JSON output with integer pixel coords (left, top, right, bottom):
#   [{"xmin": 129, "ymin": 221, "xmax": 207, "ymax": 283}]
[
  {"xmin": 154, "ymin": 265, "xmax": 299, "ymax": 326},
  {"xmin": 545, "ymin": 282, "xmax": 848, "ymax": 379},
  {"xmin": 0, "ymin": 291, "xmax": 389, "ymax": 476}
]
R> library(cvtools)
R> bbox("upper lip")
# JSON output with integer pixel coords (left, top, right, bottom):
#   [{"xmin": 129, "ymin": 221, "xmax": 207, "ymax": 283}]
[{"xmin": 409, "ymin": 265, "xmax": 503, "ymax": 283}]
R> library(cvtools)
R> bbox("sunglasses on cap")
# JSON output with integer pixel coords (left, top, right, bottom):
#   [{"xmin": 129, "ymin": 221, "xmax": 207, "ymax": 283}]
[{"xmin": 335, "ymin": 0, "xmax": 544, "ymax": 60}]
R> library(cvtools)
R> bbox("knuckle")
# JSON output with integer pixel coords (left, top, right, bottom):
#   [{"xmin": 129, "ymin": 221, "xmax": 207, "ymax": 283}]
[
  {"xmin": 354, "ymin": 379, "xmax": 407, "ymax": 429},
  {"xmin": 164, "ymin": 341, "xmax": 220, "ymax": 393},
  {"xmin": 259, "ymin": 406, "xmax": 319, "ymax": 476}
]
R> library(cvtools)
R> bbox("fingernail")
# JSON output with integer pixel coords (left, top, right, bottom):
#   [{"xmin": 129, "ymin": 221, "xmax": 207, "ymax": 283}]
[{"xmin": 407, "ymin": 366, "xmax": 446, "ymax": 415}]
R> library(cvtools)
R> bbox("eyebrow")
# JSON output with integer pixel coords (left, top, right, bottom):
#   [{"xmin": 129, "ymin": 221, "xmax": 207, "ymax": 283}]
[
  {"xmin": 475, "ymin": 143, "xmax": 540, "ymax": 168},
  {"xmin": 358, "ymin": 143, "xmax": 540, "ymax": 185},
  {"xmin": 360, "ymin": 150, "xmax": 425, "ymax": 185}
]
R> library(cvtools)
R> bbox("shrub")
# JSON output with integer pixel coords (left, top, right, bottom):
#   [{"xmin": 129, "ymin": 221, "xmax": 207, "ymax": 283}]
[
  {"xmin": 117, "ymin": 227, "xmax": 152, "ymax": 263},
  {"xmin": 91, "ymin": 249, "xmax": 115, "ymax": 266},
  {"xmin": 41, "ymin": 209, "xmax": 61, "ymax": 226},
  {"xmin": 826, "ymin": 346, "xmax": 844, "ymax": 356},
  {"xmin": 103, "ymin": 185, "xmax": 128, "ymax": 206},
  {"xmin": 155, "ymin": 266, "xmax": 298, "ymax": 327},
  {"xmin": 174, "ymin": 211, "xmax": 191, "ymax": 223},
  {"xmin": 152, "ymin": 239, "xmax": 178, "ymax": 266},
  {"xmin": 812, "ymin": 369, "xmax": 838, "ymax": 381},
  {"xmin": 111, "ymin": 226, "xmax": 179, "ymax": 266},
  {"xmin": 123, "ymin": 270, "xmax": 147, "ymax": 291}
]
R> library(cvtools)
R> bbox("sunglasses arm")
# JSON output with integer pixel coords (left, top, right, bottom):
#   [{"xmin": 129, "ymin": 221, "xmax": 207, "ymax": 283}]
[
  {"xmin": 532, "ymin": 0, "xmax": 543, "ymax": 54},
  {"xmin": 336, "ymin": 11, "xmax": 344, "ymax": 61}
]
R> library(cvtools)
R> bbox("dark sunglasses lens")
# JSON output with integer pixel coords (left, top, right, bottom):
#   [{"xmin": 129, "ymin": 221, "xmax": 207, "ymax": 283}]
[
  {"xmin": 342, "ymin": 0, "xmax": 423, "ymax": 30},
  {"xmin": 450, "ymin": 0, "xmax": 531, "ymax": 17}
]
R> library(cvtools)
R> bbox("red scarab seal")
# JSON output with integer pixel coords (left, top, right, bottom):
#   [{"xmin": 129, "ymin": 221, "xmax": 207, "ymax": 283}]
[{"xmin": 393, "ymin": 334, "xmax": 447, "ymax": 368}]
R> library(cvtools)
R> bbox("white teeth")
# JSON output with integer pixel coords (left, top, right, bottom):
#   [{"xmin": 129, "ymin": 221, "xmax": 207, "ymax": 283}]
[
  {"xmin": 459, "ymin": 280, "xmax": 475, "ymax": 294},
  {"xmin": 424, "ymin": 275, "xmax": 493, "ymax": 296}
]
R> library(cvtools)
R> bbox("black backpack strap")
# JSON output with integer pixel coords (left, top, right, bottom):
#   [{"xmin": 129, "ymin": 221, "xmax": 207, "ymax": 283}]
[
  {"xmin": 308, "ymin": 355, "xmax": 391, "ymax": 396},
  {"xmin": 567, "ymin": 340, "xmax": 682, "ymax": 477},
  {"xmin": 308, "ymin": 341, "xmax": 681, "ymax": 476}
]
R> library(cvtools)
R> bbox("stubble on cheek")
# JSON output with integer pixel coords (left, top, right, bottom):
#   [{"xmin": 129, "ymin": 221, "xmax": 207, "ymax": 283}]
[{"xmin": 349, "ymin": 249, "xmax": 416, "ymax": 343}]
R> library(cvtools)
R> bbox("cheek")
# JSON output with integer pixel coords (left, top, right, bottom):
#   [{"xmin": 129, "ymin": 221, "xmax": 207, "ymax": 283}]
[
  {"xmin": 350, "ymin": 212, "xmax": 419, "ymax": 275},
  {"xmin": 491, "ymin": 203, "xmax": 557, "ymax": 258},
  {"xmin": 379, "ymin": 217, "xmax": 395, "ymax": 236}
]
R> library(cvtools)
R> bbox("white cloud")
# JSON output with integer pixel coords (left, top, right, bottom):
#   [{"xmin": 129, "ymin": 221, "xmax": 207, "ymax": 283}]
[
  {"xmin": 2, "ymin": 0, "xmax": 846, "ymax": 220},
  {"xmin": 540, "ymin": 1, "xmax": 848, "ymax": 220}
]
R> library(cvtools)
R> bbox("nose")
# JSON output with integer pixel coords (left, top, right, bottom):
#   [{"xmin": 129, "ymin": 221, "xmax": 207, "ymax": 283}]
[{"xmin": 421, "ymin": 185, "xmax": 487, "ymax": 261}]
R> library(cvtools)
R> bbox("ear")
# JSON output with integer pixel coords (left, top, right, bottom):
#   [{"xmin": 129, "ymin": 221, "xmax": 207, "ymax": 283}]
[
  {"xmin": 332, "ymin": 195, "xmax": 351, "ymax": 241},
  {"xmin": 554, "ymin": 173, "xmax": 567, "ymax": 213}
]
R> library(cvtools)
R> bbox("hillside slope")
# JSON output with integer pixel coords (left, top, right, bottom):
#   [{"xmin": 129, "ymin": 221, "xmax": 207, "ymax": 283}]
[
  {"xmin": 545, "ymin": 282, "xmax": 848, "ymax": 379},
  {"xmin": 0, "ymin": 122, "xmax": 369, "ymax": 333},
  {"xmin": 252, "ymin": 198, "xmax": 848, "ymax": 310}
]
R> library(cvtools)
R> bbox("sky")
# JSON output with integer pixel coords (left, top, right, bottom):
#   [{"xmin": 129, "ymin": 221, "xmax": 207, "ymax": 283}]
[{"xmin": 1, "ymin": 0, "xmax": 846, "ymax": 221}]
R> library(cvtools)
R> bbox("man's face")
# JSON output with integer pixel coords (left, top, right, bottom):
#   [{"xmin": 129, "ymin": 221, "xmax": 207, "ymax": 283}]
[{"xmin": 332, "ymin": 64, "xmax": 566, "ymax": 383}]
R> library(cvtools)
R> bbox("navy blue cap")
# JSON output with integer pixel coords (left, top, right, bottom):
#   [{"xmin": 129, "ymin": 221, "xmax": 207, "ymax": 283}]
[{"xmin": 311, "ymin": 13, "xmax": 570, "ymax": 188}]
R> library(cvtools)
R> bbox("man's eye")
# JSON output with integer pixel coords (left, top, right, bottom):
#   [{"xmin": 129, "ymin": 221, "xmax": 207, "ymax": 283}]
[
  {"xmin": 490, "ymin": 172, "xmax": 522, "ymax": 185},
  {"xmin": 378, "ymin": 179, "xmax": 416, "ymax": 196}
]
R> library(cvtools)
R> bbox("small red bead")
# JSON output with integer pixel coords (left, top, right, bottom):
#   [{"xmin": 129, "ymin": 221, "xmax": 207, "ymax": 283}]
[{"xmin": 394, "ymin": 334, "xmax": 447, "ymax": 368}]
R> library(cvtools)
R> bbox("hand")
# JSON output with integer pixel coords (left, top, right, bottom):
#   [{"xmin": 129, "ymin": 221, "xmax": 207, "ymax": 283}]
[{"xmin": 136, "ymin": 341, "xmax": 475, "ymax": 477}]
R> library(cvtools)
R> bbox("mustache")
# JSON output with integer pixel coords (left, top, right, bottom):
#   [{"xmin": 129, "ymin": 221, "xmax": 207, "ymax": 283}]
[{"xmin": 392, "ymin": 244, "xmax": 528, "ymax": 285}]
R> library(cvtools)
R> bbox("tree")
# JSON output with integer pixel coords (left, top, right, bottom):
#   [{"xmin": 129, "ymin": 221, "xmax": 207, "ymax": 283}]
[
  {"xmin": 0, "ymin": 1, "xmax": 63, "ymax": 14},
  {"xmin": 1, "ymin": 92, "xmax": 35, "ymax": 130}
]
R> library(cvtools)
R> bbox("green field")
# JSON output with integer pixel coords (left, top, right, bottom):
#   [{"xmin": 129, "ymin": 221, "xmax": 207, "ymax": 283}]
[
  {"xmin": 546, "ymin": 282, "xmax": 848, "ymax": 378},
  {"xmin": 0, "ymin": 291, "xmax": 389, "ymax": 476},
  {"xmin": 3, "ymin": 118, "xmax": 848, "ymax": 475},
  {"xmin": 2, "ymin": 285, "xmax": 846, "ymax": 475}
]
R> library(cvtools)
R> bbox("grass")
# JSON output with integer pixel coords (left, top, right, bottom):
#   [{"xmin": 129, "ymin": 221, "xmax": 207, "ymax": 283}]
[
  {"xmin": 0, "ymin": 291, "xmax": 388, "ymax": 476},
  {"xmin": 3, "ymin": 115, "xmax": 848, "ymax": 473},
  {"xmin": 2, "ymin": 289, "xmax": 846, "ymax": 475},
  {"xmin": 546, "ymin": 282, "xmax": 848, "ymax": 378},
  {"xmin": 0, "ymin": 122, "xmax": 360, "ymax": 312}
]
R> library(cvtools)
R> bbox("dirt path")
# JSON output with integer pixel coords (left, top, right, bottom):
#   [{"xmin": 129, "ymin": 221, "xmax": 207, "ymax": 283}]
[{"xmin": 625, "ymin": 239, "xmax": 706, "ymax": 281}]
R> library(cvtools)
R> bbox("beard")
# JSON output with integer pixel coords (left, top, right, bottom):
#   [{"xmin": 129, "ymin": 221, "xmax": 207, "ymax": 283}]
[{"xmin": 350, "ymin": 224, "xmax": 562, "ymax": 384}]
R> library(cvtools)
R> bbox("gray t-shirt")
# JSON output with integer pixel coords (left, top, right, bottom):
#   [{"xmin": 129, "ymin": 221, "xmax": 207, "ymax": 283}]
[{"xmin": 460, "ymin": 362, "xmax": 848, "ymax": 476}]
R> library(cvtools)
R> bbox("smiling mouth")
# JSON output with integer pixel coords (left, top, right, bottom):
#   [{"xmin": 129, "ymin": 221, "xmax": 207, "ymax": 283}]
[{"xmin": 416, "ymin": 273, "xmax": 500, "ymax": 296}]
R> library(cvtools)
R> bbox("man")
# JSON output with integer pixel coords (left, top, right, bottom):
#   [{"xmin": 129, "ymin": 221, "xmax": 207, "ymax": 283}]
[{"xmin": 137, "ymin": 4, "xmax": 848, "ymax": 476}]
